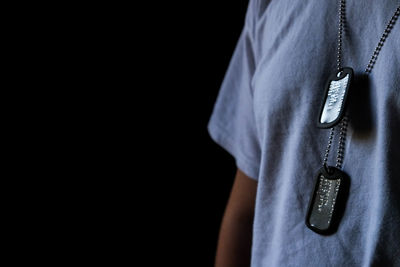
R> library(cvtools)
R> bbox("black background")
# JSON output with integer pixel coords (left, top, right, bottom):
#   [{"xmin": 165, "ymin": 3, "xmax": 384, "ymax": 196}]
[
  {"xmin": 24, "ymin": 1, "xmax": 251, "ymax": 265},
  {"xmin": 140, "ymin": 1, "xmax": 251, "ymax": 266}
]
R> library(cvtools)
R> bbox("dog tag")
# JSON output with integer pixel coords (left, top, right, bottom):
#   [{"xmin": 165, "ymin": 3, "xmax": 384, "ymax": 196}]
[
  {"xmin": 305, "ymin": 166, "xmax": 350, "ymax": 235},
  {"xmin": 317, "ymin": 67, "xmax": 353, "ymax": 128}
]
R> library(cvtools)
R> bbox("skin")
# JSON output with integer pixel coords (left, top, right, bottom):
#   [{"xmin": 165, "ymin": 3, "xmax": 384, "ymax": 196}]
[{"xmin": 215, "ymin": 168, "xmax": 258, "ymax": 267}]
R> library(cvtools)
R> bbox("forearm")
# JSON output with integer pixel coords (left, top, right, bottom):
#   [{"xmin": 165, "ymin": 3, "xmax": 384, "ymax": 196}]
[
  {"xmin": 215, "ymin": 169, "xmax": 257, "ymax": 267},
  {"xmin": 215, "ymin": 207, "xmax": 254, "ymax": 267}
]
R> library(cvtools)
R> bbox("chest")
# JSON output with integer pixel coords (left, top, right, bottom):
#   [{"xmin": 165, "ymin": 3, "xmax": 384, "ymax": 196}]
[{"xmin": 251, "ymin": 0, "xmax": 400, "ymax": 135}]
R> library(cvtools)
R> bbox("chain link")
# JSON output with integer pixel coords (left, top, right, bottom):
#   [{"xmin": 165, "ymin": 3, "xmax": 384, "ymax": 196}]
[
  {"xmin": 323, "ymin": 1, "xmax": 400, "ymax": 170},
  {"xmin": 336, "ymin": 0, "xmax": 346, "ymax": 71},
  {"xmin": 366, "ymin": 6, "xmax": 400, "ymax": 73}
]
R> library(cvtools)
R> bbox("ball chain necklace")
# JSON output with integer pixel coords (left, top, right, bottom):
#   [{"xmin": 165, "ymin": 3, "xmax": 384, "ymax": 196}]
[{"xmin": 305, "ymin": 0, "xmax": 400, "ymax": 235}]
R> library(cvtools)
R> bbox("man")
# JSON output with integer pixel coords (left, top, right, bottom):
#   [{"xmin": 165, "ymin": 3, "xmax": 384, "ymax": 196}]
[{"xmin": 208, "ymin": 0, "xmax": 400, "ymax": 266}]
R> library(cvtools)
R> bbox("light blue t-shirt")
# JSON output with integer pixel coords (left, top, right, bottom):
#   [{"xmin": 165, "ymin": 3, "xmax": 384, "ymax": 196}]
[{"xmin": 207, "ymin": 0, "xmax": 400, "ymax": 266}]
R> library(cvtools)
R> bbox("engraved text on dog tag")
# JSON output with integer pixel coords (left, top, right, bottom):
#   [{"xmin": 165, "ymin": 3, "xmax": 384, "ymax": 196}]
[
  {"xmin": 305, "ymin": 166, "xmax": 350, "ymax": 235},
  {"xmin": 317, "ymin": 67, "xmax": 353, "ymax": 128}
]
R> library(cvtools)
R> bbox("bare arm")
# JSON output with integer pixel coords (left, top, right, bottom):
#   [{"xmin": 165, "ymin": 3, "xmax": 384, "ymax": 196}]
[{"xmin": 215, "ymin": 168, "xmax": 258, "ymax": 267}]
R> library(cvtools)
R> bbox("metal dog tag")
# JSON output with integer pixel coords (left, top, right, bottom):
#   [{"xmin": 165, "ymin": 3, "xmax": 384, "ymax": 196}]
[
  {"xmin": 317, "ymin": 67, "xmax": 353, "ymax": 128},
  {"xmin": 305, "ymin": 166, "xmax": 350, "ymax": 235}
]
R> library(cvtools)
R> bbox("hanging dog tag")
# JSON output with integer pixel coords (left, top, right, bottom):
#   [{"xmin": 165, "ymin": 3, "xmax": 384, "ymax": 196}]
[
  {"xmin": 305, "ymin": 166, "xmax": 350, "ymax": 235},
  {"xmin": 317, "ymin": 67, "xmax": 353, "ymax": 128}
]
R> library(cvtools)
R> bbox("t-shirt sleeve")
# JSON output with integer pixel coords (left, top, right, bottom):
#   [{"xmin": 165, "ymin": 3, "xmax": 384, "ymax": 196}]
[{"xmin": 207, "ymin": 0, "xmax": 261, "ymax": 181}]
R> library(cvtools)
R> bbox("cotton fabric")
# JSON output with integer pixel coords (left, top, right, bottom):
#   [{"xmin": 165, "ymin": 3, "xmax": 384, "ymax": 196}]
[{"xmin": 207, "ymin": 0, "xmax": 400, "ymax": 266}]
